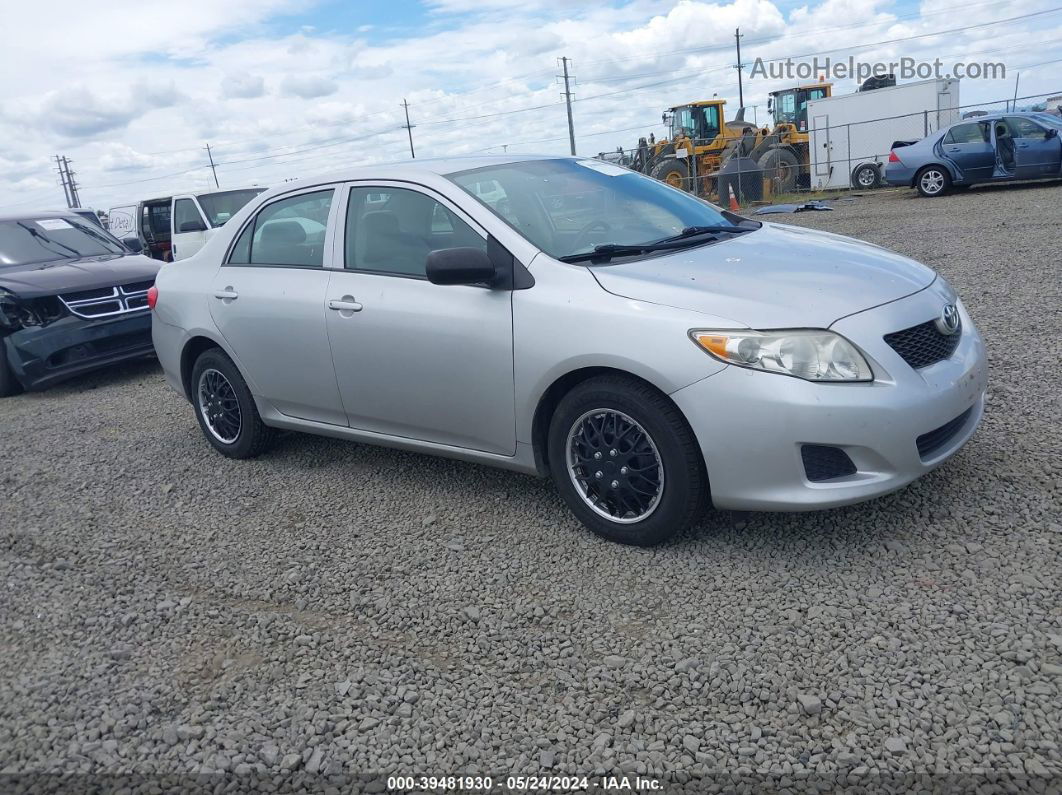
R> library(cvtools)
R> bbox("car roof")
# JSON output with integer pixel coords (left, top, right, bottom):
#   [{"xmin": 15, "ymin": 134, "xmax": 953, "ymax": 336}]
[
  {"xmin": 274, "ymin": 153, "xmax": 570, "ymax": 193},
  {"xmin": 955, "ymin": 110, "xmax": 1045, "ymax": 123}
]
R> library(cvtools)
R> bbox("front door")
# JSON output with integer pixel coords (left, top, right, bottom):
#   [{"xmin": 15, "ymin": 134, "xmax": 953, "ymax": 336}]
[
  {"xmin": 325, "ymin": 183, "xmax": 516, "ymax": 455},
  {"xmin": 209, "ymin": 186, "xmax": 347, "ymax": 426},
  {"xmin": 941, "ymin": 121, "xmax": 994, "ymax": 182},
  {"xmin": 171, "ymin": 196, "xmax": 210, "ymax": 261},
  {"xmin": 1006, "ymin": 116, "xmax": 1062, "ymax": 179}
]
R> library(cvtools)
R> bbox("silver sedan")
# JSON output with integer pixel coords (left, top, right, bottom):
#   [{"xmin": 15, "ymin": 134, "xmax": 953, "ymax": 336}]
[{"xmin": 150, "ymin": 155, "xmax": 987, "ymax": 545}]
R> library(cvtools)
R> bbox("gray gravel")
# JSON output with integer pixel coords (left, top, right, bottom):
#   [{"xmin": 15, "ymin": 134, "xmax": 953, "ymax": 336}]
[{"xmin": 1, "ymin": 181, "xmax": 1060, "ymax": 791}]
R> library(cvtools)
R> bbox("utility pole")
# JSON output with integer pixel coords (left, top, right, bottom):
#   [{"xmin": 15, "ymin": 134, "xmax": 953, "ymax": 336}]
[
  {"xmin": 1011, "ymin": 73, "xmax": 1021, "ymax": 111},
  {"xmin": 204, "ymin": 143, "xmax": 220, "ymax": 188},
  {"xmin": 62, "ymin": 157, "xmax": 81, "ymax": 208},
  {"xmin": 558, "ymin": 57, "xmax": 577, "ymax": 156},
  {"xmin": 402, "ymin": 99, "xmax": 416, "ymax": 159},
  {"xmin": 55, "ymin": 155, "xmax": 73, "ymax": 208},
  {"xmin": 734, "ymin": 28, "xmax": 744, "ymax": 109}
]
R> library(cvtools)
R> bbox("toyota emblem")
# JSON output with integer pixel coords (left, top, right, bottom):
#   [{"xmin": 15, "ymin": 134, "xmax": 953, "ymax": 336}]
[{"xmin": 935, "ymin": 304, "xmax": 961, "ymax": 336}]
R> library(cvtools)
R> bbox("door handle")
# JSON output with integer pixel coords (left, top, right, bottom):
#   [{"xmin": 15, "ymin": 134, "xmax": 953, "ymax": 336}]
[
  {"xmin": 945, "ymin": 147, "xmax": 960, "ymax": 152},
  {"xmin": 328, "ymin": 297, "xmax": 363, "ymax": 312},
  {"xmin": 1016, "ymin": 143, "xmax": 1029, "ymax": 149},
  {"xmin": 214, "ymin": 288, "xmax": 238, "ymax": 301}
]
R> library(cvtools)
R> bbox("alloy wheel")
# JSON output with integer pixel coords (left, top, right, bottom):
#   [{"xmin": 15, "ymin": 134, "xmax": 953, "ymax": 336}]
[
  {"xmin": 197, "ymin": 368, "xmax": 242, "ymax": 444},
  {"xmin": 920, "ymin": 169, "xmax": 945, "ymax": 195},
  {"xmin": 857, "ymin": 167, "xmax": 877, "ymax": 187},
  {"xmin": 565, "ymin": 409, "xmax": 664, "ymax": 524}
]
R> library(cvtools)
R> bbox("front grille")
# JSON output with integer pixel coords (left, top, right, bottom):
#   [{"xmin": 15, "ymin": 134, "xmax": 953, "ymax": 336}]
[
  {"xmin": 884, "ymin": 319, "xmax": 961, "ymax": 369},
  {"xmin": 917, "ymin": 407, "xmax": 973, "ymax": 460},
  {"xmin": 59, "ymin": 280, "xmax": 153, "ymax": 319},
  {"xmin": 801, "ymin": 445, "xmax": 857, "ymax": 482}
]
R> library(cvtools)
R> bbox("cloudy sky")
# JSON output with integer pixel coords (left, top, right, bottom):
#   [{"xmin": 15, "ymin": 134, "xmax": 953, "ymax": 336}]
[{"xmin": 1, "ymin": 0, "xmax": 1059, "ymax": 212}]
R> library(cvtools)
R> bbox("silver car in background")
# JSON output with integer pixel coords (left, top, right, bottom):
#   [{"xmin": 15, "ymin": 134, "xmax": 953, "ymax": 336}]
[{"xmin": 150, "ymin": 155, "xmax": 987, "ymax": 545}]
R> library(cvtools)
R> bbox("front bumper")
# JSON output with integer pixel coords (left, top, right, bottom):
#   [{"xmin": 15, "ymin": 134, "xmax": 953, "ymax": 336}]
[
  {"xmin": 671, "ymin": 283, "xmax": 987, "ymax": 511},
  {"xmin": 3, "ymin": 311, "xmax": 154, "ymax": 391}
]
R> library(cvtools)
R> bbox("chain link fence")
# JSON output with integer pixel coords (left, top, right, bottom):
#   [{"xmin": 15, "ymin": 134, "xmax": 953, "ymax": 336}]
[{"xmin": 595, "ymin": 90, "xmax": 1062, "ymax": 203}]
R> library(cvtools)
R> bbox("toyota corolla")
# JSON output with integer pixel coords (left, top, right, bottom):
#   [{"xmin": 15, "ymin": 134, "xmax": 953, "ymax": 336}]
[{"xmin": 150, "ymin": 156, "xmax": 987, "ymax": 545}]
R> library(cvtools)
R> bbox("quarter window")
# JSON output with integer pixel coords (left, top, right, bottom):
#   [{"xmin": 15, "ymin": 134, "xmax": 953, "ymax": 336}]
[
  {"xmin": 344, "ymin": 187, "xmax": 485, "ymax": 277},
  {"xmin": 174, "ymin": 199, "xmax": 205, "ymax": 232},
  {"xmin": 227, "ymin": 189, "xmax": 334, "ymax": 267}
]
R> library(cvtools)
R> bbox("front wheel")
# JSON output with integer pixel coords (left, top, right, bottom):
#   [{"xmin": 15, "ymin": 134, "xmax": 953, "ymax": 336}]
[
  {"xmin": 547, "ymin": 376, "xmax": 707, "ymax": 546},
  {"xmin": 915, "ymin": 166, "xmax": 951, "ymax": 197},
  {"xmin": 650, "ymin": 158, "xmax": 690, "ymax": 190},
  {"xmin": 191, "ymin": 348, "xmax": 275, "ymax": 458}
]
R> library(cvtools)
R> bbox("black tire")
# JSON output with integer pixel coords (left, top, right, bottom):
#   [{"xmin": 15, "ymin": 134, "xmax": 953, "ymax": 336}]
[
  {"xmin": 547, "ymin": 375, "xmax": 707, "ymax": 546},
  {"xmin": 758, "ymin": 147, "xmax": 800, "ymax": 193},
  {"xmin": 190, "ymin": 348, "xmax": 275, "ymax": 459},
  {"xmin": 0, "ymin": 340, "xmax": 24, "ymax": 398},
  {"xmin": 915, "ymin": 165, "xmax": 951, "ymax": 197},
  {"xmin": 650, "ymin": 158, "xmax": 690, "ymax": 190},
  {"xmin": 851, "ymin": 163, "xmax": 881, "ymax": 189}
]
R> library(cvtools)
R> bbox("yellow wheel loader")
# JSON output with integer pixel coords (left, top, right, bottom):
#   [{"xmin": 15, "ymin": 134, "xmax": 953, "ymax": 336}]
[
  {"xmin": 747, "ymin": 82, "xmax": 832, "ymax": 192},
  {"xmin": 632, "ymin": 100, "xmax": 760, "ymax": 193}
]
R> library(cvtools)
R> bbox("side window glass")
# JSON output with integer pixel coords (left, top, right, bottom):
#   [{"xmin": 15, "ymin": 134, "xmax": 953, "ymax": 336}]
[
  {"xmin": 945, "ymin": 124, "xmax": 983, "ymax": 144},
  {"xmin": 1006, "ymin": 117, "xmax": 1047, "ymax": 140},
  {"xmin": 344, "ymin": 187, "xmax": 485, "ymax": 277},
  {"xmin": 174, "ymin": 199, "xmax": 204, "ymax": 232},
  {"xmin": 246, "ymin": 190, "xmax": 333, "ymax": 267}
]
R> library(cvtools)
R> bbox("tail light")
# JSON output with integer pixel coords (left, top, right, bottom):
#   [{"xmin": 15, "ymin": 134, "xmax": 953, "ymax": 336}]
[
  {"xmin": 888, "ymin": 150, "xmax": 901, "ymax": 163},
  {"xmin": 147, "ymin": 285, "xmax": 158, "ymax": 310}
]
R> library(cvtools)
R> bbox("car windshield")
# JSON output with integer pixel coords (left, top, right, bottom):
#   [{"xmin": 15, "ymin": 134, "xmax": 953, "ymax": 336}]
[
  {"xmin": 0, "ymin": 217, "xmax": 125, "ymax": 266},
  {"xmin": 196, "ymin": 188, "xmax": 267, "ymax": 228},
  {"xmin": 448, "ymin": 158, "xmax": 745, "ymax": 260}
]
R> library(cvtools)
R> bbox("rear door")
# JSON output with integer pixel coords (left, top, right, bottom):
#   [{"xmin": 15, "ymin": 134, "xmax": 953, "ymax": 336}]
[
  {"xmin": 940, "ymin": 122, "xmax": 994, "ymax": 182},
  {"xmin": 1006, "ymin": 116, "xmax": 1062, "ymax": 178},
  {"xmin": 171, "ymin": 195, "xmax": 210, "ymax": 261},
  {"xmin": 208, "ymin": 185, "xmax": 347, "ymax": 426}
]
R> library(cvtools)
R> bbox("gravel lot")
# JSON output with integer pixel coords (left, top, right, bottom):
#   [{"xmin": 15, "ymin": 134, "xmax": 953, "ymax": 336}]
[{"xmin": 2, "ymin": 181, "xmax": 1060, "ymax": 792}]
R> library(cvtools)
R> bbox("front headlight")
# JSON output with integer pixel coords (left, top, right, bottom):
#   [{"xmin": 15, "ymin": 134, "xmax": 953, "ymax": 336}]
[{"xmin": 690, "ymin": 329, "xmax": 873, "ymax": 382}]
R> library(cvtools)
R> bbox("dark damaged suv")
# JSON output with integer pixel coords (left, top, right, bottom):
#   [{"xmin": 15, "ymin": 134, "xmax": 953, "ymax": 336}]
[{"xmin": 0, "ymin": 211, "xmax": 160, "ymax": 396}]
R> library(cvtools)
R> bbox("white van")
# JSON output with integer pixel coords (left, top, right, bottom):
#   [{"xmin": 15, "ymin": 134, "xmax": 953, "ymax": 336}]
[{"xmin": 170, "ymin": 187, "xmax": 266, "ymax": 261}]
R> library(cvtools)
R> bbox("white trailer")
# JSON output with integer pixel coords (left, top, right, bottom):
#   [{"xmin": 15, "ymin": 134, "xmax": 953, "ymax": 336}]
[{"xmin": 808, "ymin": 78, "xmax": 960, "ymax": 190}]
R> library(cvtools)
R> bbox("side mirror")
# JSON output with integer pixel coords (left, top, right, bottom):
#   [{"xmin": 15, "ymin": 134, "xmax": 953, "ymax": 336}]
[
  {"xmin": 425, "ymin": 247, "xmax": 497, "ymax": 286},
  {"xmin": 1046, "ymin": 127, "xmax": 1058, "ymax": 139},
  {"xmin": 123, "ymin": 237, "xmax": 143, "ymax": 253},
  {"xmin": 179, "ymin": 220, "xmax": 207, "ymax": 233}
]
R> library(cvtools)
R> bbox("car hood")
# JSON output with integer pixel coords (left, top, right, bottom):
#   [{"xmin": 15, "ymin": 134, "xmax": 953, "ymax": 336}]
[
  {"xmin": 588, "ymin": 222, "xmax": 936, "ymax": 328},
  {"xmin": 0, "ymin": 254, "xmax": 160, "ymax": 299}
]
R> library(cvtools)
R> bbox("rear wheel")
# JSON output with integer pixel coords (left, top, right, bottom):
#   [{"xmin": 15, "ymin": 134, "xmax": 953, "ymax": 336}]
[
  {"xmin": 191, "ymin": 348, "xmax": 275, "ymax": 458},
  {"xmin": 915, "ymin": 166, "xmax": 951, "ymax": 197},
  {"xmin": 758, "ymin": 148, "xmax": 800, "ymax": 193},
  {"xmin": 0, "ymin": 341, "xmax": 24, "ymax": 398},
  {"xmin": 547, "ymin": 376, "xmax": 707, "ymax": 546},
  {"xmin": 650, "ymin": 158, "xmax": 690, "ymax": 190}
]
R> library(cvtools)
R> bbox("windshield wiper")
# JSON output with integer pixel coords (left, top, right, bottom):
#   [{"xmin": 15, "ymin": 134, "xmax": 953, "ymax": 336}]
[
  {"xmin": 16, "ymin": 222, "xmax": 83, "ymax": 258},
  {"xmin": 559, "ymin": 225, "xmax": 755, "ymax": 263},
  {"xmin": 653, "ymin": 225, "xmax": 755, "ymax": 243}
]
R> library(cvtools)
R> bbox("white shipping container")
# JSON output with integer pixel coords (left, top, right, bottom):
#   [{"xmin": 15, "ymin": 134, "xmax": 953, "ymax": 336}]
[{"xmin": 808, "ymin": 78, "xmax": 960, "ymax": 190}]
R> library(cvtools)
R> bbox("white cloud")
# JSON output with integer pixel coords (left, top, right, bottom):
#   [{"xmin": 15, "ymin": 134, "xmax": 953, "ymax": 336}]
[
  {"xmin": 222, "ymin": 73, "xmax": 267, "ymax": 99},
  {"xmin": 279, "ymin": 74, "xmax": 339, "ymax": 98}
]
